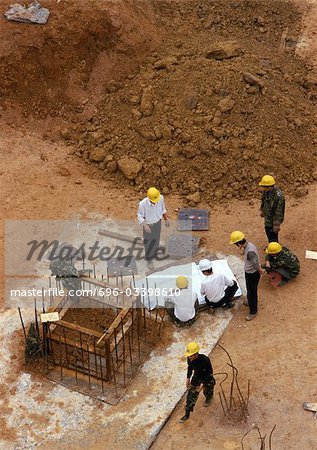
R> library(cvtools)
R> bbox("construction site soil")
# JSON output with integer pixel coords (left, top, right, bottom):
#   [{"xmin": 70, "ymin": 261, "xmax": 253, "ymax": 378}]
[
  {"xmin": 0, "ymin": 0, "xmax": 316, "ymax": 205},
  {"xmin": 0, "ymin": 0, "xmax": 317, "ymax": 449}
]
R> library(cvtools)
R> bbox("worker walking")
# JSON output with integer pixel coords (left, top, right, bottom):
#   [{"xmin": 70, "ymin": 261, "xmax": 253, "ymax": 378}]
[
  {"xmin": 259, "ymin": 175, "xmax": 285, "ymax": 243},
  {"xmin": 137, "ymin": 187, "xmax": 169, "ymax": 270},
  {"xmin": 199, "ymin": 259, "xmax": 238, "ymax": 309},
  {"xmin": 179, "ymin": 342, "xmax": 216, "ymax": 423},
  {"xmin": 263, "ymin": 242, "xmax": 300, "ymax": 287},
  {"xmin": 230, "ymin": 231, "xmax": 265, "ymax": 321},
  {"xmin": 165, "ymin": 276, "xmax": 198, "ymax": 326}
]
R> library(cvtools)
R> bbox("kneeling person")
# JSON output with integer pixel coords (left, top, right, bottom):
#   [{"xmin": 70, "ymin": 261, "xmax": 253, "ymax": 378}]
[
  {"xmin": 263, "ymin": 242, "xmax": 300, "ymax": 287},
  {"xmin": 165, "ymin": 276, "xmax": 198, "ymax": 326},
  {"xmin": 199, "ymin": 259, "xmax": 238, "ymax": 309}
]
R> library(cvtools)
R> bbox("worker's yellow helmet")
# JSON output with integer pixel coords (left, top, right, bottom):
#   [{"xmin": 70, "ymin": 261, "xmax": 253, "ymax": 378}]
[
  {"xmin": 265, "ymin": 242, "xmax": 282, "ymax": 254},
  {"xmin": 229, "ymin": 231, "xmax": 245, "ymax": 245},
  {"xmin": 176, "ymin": 276, "xmax": 188, "ymax": 289},
  {"xmin": 184, "ymin": 341, "xmax": 200, "ymax": 357},
  {"xmin": 259, "ymin": 175, "xmax": 276, "ymax": 187},
  {"xmin": 147, "ymin": 187, "xmax": 161, "ymax": 203}
]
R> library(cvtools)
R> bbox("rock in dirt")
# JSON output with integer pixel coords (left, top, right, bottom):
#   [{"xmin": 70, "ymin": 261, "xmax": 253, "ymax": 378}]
[
  {"xmin": 140, "ymin": 89, "xmax": 154, "ymax": 116},
  {"xmin": 295, "ymin": 186, "xmax": 308, "ymax": 198},
  {"xmin": 106, "ymin": 161, "xmax": 118, "ymax": 173},
  {"xmin": 243, "ymin": 72, "xmax": 264, "ymax": 88},
  {"xmin": 184, "ymin": 95, "xmax": 198, "ymax": 110},
  {"xmin": 153, "ymin": 57, "xmax": 178, "ymax": 70},
  {"xmin": 5, "ymin": 2, "xmax": 50, "ymax": 24},
  {"xmin": 137, "ymin": 128, "xmax": 160, "ymax": 141},
  {"xmin": 218, "ymin": 97, "xmax": 235, "ymax": 113},
  {"xmin": 117, "ymin": 157, "xmax": 142, "ymax": 180},
  {"xmin": 205, "ymin": 41, "xmax": 243, "ymax": 60},
  {"xmin": 187, "ymin": 191, "xmax": 201, "ymax": 206},
  {"xmin": 89, "ymin": 148, "xmax": 106, "ymax": 162}
]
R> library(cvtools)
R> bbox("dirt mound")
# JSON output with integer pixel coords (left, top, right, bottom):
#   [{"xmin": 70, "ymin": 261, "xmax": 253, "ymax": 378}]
[
  {"xmin": 59, "ymin": 0, "xmax": 317, "ymax": 204},
  {"xmin": 0, "ymin": 0, "xmax": 160, "ymax": 117}
]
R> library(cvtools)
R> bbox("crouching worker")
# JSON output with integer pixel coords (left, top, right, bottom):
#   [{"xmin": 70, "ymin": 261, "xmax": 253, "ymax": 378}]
[
  {"xmin": 165, "ymin": 276, "xmax": 198, "ymax": 326},
  {"xmin": 179, "ymin": 341, "xmax": 216, "ymax": 423},
  {"xmin": 199, "ymin": 259, "xmax": 238, "ymax": 309},
  {"xmin": 263, "ymin": 242, "xmax": 300, "ymax": 287}
]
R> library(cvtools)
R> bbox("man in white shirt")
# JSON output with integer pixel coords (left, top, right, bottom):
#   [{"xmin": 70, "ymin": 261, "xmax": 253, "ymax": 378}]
[
  {"xmin": 165, "ymin": 276, "xmax": 198, "ymax": 326},
  {"xmin": 137, "ymin": 187, "xmax": 169, "ymax": 270},
  {"xmin": 199, "ymin": 259, "xmax": 238, "ymax": 309}
]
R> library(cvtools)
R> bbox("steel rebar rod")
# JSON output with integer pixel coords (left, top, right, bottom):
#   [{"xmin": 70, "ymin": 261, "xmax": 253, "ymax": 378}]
[
  {"xmin": 121, "ymin": 318, "xmax": 126, "ymax": 387},
  {"xmin": 79, "ymin": 331, "xmax": 85, "ymax": 370},
  {"xmin": 217, "ymin": 344, "xmax": 235, "ymax": 408},
  {"xmin": 111, "ymin": 354, "xmax": 118, "ymax": 397},
  {"xmin": 93, "ymin": 339, "xmax": 99, "ymax": 378},
  {"xmin": 59, "ymin": 336, "xmax": 63, "ymax": 381},
  {"xmin": 99, "ymin": 351, "xmax": 104, "ymax": 393},
  {"xmin": 269, "ymin": 425, "xmax": 276, "ymax": 450},
  {"xmin": 62, "ymin": 328, "xmax": 70, "ymax": 366},
  {"xmin": 218, "ymin": 392, "xmax": 227, "ymax": 416},
  {"xmin": 127, "ymin": 330, "xmax": 133, "ymax": 374},
  {"xmin": 18, "ymin": 307, "xmax": 27, "ymax": 340},
  {"xmin": 86, "ymin": 343, "xmax": 91, "ymax": 389}
]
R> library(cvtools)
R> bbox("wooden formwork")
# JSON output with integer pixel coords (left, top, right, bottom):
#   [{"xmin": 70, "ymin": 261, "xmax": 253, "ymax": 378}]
[{"xmin": 36, "ymin": 275, "xmax": 165, "ymax": 404}]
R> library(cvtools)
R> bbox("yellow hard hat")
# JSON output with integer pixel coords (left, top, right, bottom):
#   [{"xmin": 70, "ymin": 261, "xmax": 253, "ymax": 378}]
[
  {"xmin": 230, "ymin": 230, "xmax": 245, "ymax": 245},
  {"xmin": 176, "ymin": 276, "xmax": 188, "ymax": 289},
  {"xmin": 259, "ymin": 175, "xmax": 276, "ymax": 187},
  {"xmin": 184, "ymin": 341, "xmax": 200, "ymax": 357},
  {"xmin": 147, "ymin": 187, "xmax": 161, "ymax": 203},
  {"xmin": 265, "ymin": 242, "xmax": 282, "ymax": 254}
]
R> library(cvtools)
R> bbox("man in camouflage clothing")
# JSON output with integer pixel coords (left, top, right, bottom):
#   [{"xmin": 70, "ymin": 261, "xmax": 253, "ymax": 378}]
[
  {"xmin": 259, "ymin": 175, "xmax": 285, "ymax": 243},
  {"xmin": 263, "ymin": 242, "xmax": 300, "ymax": 287},
  {"xmin": 179, "ymin": 342, "xmax": 216, "ymax": 423},
  {"xmin": 49, "ymin": 259, "xmax": 82, "ymax": 303}
]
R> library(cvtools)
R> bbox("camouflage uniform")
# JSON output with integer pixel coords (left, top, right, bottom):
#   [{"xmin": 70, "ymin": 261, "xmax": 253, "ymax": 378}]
[
  {"xmin": 264, "ymin": 247, "xmax": 300, "ymax": 280},
  {"xmin": 186, "ymin": 379, "xmax": 215, "ymax": 412},
  {"xmin": 260, "ymin": 187, "xmax": 285, "ymax": 242},
  {"xmin": 49, "ymin": 260, "xmax": 82, "ymax": 301},
  {"xmin": 185, "ymin": 354, "xmax": 216, "ymax": 414}
]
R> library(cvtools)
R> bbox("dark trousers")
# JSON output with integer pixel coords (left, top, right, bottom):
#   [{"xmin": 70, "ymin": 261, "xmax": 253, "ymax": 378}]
[
  {"xmin": 265, "ymin": 226, "xmax": 279, "ymax": 243},
  {"xmin": 143, "ymin": 220, "xmax": 161, "ymax": 262},
  {"xmin": 185, "ymin": 377, "xmax": 216, "ymax": 413},
  {"xmin": 205, "ymin": 281, "xmax": 238, "ymax": 308},
  {"xmin": 245, "ymin": 271, "xmax": 260, "ymax": 315}
]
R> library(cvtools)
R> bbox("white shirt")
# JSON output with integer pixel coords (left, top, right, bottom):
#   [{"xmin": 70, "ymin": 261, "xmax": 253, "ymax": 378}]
[
  {"xmin": 200, "ymin": 273, "xmax": 234, "ymax": 304},
  {"xmin": 137, "ymin": 196, "xmax": 167, "ymax": 225},
  {"xmin": 169, "ymin": 288, "xmax": 197, "ymax": 322}
]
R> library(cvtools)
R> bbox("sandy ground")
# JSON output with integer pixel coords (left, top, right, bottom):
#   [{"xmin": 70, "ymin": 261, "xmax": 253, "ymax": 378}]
[
  {"xmin": 1, "ymin": 121, "xmax": 316, "ymax": 449},
  {"xmin": 0, "ymin": 0, "xmax": 317, "ymax": 449}
]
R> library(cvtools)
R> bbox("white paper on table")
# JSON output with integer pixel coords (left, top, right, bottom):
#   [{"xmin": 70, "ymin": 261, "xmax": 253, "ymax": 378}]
[{"xmin": 135, "ymin": 260, "xmax": 242, "ymax": 310}]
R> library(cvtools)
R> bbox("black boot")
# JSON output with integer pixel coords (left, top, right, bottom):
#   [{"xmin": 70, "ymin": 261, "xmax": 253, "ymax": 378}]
[{"xmin": 179, "ymin": 412, "xmax": 190, "ymax": 423}]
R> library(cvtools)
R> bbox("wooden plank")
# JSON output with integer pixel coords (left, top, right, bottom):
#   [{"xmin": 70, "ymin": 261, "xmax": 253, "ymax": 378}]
[
  {"xmin": 98, "ymin": 229, "xmax": 143, "ymax": 245},
  {"xmin": 47, "ymin": 295, "xmax": 67, "ymax": 313},
  {"xmin": 49, "ymin": 306, "xmax": 69, "ymax": 333},
  {"xmin": 104, "ymin": 308, "xmax": 130, "ymax": 336},
  {"xmin": 80, "ymin": 276, "xmax": 119, "ymax": 291},
  {"xmin": 81, "ymin": 295, "xmax": 122, "ymax": 309},
  {"xmin": 57, "ymin": 320, "xmax": 103, "ymax": 339},
  {"xmin": 49, "ymin": 334, "xmax": 102, "ymax": 356},
  {"xmin": 96, "ymin": 308, "xmax": 130, "ymax": 345},
  {"xmin": 110, "ymin": 319, "xmax": 132, "ymax": 352}
]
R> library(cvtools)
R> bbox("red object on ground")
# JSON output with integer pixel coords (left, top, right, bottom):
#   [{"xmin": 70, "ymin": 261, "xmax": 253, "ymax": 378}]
[{"xmin": 268, "ymin": 271, "xmax": 283, "ymax": 288}]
